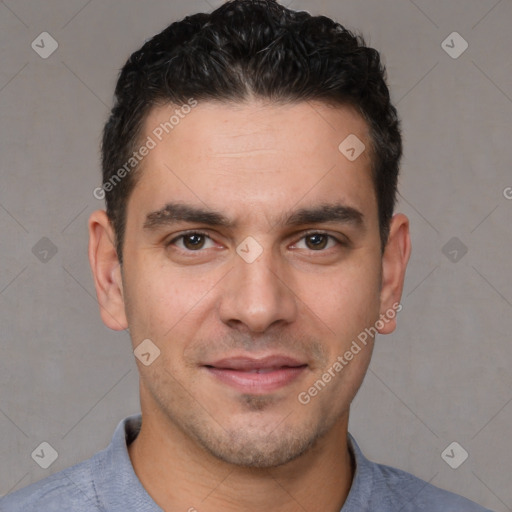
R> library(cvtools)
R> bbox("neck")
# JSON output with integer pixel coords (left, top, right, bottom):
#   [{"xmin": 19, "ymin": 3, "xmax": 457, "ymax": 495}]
[{"xmin": 128, "ymin": 408, "xmax": 354, "ymax": 512}]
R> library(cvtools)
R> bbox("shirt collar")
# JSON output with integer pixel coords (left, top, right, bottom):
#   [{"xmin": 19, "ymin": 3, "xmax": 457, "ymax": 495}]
[
  {"xmin": 341, "ymin": 433, "xmax": 375, "ymax": 511},
  {"xmin": 94, "ymin": 414, "xmax": 163, "ymax": 512}
]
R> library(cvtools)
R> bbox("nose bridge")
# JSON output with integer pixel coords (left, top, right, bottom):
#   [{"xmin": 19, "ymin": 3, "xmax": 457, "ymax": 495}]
[{"xmin": 218, "ymin": 239, "xmax": 297, "ymax": 332}]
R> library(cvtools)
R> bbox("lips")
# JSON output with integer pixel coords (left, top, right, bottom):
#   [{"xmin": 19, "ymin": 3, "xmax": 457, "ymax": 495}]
[
  {"xmin": 207, "ymin": 355, "xmax": 305, "ymax": 371},
  {"xmin": 203, "ymin": 355, "xmax": 307, "ymax": 393}
]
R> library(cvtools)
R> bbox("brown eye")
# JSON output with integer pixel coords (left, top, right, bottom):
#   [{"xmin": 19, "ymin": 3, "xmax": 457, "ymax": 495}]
[
  {"xmin": 305, "ymin": 233, "xmax": 329, "ymax": 250},
  {"xmin": 182, "ymin": 233, "xmax": 206, "ymax": 250},
  {"xmin": 292, "ymin": 232, "xmax": 342, "ymax": 252},
  {"xmin": 168, "ymin": 231, "xmax": 215, "ymax": 252}
]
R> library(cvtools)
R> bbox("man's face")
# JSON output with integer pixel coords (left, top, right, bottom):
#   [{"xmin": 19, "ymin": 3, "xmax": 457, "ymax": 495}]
[{"xmin": 118, "ymin": 100, "xmax": 385, "ymax": 467}]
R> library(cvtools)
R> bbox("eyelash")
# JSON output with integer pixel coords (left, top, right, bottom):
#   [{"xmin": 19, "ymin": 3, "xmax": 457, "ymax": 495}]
[{"xmin": 167, "ymin": 230, "xmax": 345, "ymax": 253}]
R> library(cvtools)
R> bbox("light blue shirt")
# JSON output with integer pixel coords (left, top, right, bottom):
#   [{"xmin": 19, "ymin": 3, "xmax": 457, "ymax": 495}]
[{"xmin": 0, "ymin": 414, "xmax": 493, "ymax": 511}]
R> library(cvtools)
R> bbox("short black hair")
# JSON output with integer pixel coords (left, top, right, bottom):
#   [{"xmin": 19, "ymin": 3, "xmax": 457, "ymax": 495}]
[{"xmin": 101, "ymin": 0, "xmax": 402, "ymax": 262}]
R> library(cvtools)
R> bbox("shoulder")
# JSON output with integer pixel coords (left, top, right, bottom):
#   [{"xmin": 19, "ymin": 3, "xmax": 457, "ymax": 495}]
[
  {"xmin": 347, "ymin": 434, "xmax": 493, "ymax": 512},
  {"xmin": 0, "ymin": 454, "xmax": 102, "ymax": 512},
  {"xmin": 369, "ymin": 460, "xmax": 493, "ymax": 511},
  {"xmin": 0, "ymin": 415, "xmax": 143, "ymax": 512}
]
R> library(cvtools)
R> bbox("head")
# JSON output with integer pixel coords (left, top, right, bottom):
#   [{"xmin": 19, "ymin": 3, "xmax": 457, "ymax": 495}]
[{"xmin": 89, "ymin": 0, "xmax": 410, "ymax": 469}]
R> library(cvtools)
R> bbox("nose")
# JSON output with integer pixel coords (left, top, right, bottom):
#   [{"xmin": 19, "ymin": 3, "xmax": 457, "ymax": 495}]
[{"xmin": 218, "ymin": 244, "xmax": 298, "ymax": 334}]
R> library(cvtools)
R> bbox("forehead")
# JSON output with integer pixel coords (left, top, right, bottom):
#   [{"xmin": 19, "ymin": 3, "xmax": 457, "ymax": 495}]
[{"xmin": 130, "ymin": 99, "xmax": 376, "ymax": 228}]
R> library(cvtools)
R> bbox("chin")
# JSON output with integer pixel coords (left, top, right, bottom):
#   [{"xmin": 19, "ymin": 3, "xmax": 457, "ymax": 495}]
[{"xmin": 188, "ymin": 417, "xmax": 331, "ymax": 469}]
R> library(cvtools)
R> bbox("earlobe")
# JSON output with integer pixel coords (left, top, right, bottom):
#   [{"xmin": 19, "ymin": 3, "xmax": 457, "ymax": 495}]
[
  {"xmin": 88, "ymin": 210, "xmax": 128, "ymax": 331},
  {"xmin": 377, "ymin": 213, "xmax": 411, "ymax": 335}
]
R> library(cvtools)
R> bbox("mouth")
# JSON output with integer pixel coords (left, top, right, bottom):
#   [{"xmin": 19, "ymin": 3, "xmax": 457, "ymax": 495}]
[{"xmin": 203, "ymin": 355, "xmax": 308, "ymax": 394}]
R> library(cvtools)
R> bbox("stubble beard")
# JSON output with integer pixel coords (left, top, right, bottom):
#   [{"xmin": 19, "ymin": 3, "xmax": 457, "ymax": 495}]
[{"xmin": 166, "ymin": 391, "xmax": 340, "ymax": 469}]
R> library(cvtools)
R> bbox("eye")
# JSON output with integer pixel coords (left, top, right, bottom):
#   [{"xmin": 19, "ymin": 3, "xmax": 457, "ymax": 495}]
[
  {"xmin": 292, "ymin": 232, "xmax": 341, "ymax": 251},
  {"xmin": 168, "ymin": 231, "xmax": 216, "ymax": 251}
]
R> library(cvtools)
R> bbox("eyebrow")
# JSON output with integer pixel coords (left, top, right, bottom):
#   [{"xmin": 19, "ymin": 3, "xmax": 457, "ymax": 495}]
[
  {"xmin": 143, "ymin": 201, "xmax": 364, "ymax": 231},
  {"xmin": 283, "ymin": 203, "xmax": 364, "ymax": 228},
  {"xmin": 144, "ymin": 203, "xmax": 235, "ymax": 230}
]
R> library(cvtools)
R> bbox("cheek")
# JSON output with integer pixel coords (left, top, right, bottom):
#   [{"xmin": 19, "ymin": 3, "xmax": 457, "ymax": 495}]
[
  {"xmin": 297, "ymin": 258, "xmax": 381, "ymax": 336},
  {"xmin": 123, "ymin": 260, "xmax": 202, "ymax": 339}
]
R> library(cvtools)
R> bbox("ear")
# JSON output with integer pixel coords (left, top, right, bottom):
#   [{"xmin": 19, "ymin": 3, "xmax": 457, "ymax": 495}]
[
  {"xmin": 377, "ymin": 213, "xmax": 411, "ymax": 334},
  {"xmin": 88, "ymin": 210, "xmax": 128, "ymax": 331}
]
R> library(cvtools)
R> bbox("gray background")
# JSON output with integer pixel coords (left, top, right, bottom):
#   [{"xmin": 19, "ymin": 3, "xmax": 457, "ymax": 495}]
[{"xmin": 0, "ymin": 0, "xmax": 510, "ymax": 510}]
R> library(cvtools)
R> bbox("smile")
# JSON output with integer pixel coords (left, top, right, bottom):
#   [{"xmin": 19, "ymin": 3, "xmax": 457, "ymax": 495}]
[{"xmin": 203, "ymin": 355, "xmax": 308, "ymax": 394}]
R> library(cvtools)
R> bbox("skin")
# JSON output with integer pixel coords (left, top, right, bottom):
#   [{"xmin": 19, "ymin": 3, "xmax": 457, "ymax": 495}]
[{"xmin": 88, "ymin": 99, "xmax": 411, "ymax": 511}]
